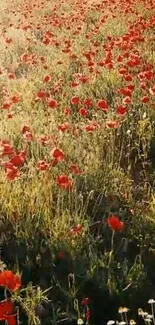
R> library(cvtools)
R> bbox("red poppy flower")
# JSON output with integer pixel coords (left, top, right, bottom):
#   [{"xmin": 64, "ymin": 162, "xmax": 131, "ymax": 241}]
[
  {"xmin": 57, "ymin": 123, "xmax": 69, "ymax": 132},
  {"xmin": 79, "ymin": 107, "xmax": 88, "ymax": 116},
  {"xmin": 81, "ymin": 297, "xmax": 89, "ymax": 305},
  {"xmin": 64, "ymin": 107, "xmax": 71, "ymax": 115},
  {"xmin": 4, "ymin": 314, "xmax": 16, "ymax": 325},
  {"xmin": 70, "ymin": 81, "xmax": 79, "ymax": 87},
  {"xmin": 9, "ymin": 153, "xmax": 26, "ymax": 167},
  {"xmin": 7, "ymin": 113, "xmax": 13, "ymax": 119},
  {"xmin": 83, "ymin": 98, "xmax": 92, "ymax": 107},
  {"xmin": 116, "ymin": 106, "xmax": 128, "ymax": 116},
  {"xmin": 141, "ymin": 96, "xmax": 149, "ymax": 103},
  {"xmin": 21, "ymin": 125, "xmax": 31, "ymax": 134},
  {"xmin": 0, "ymin": 143, "xmax": 14, "ymax": 156},
  {"xmin": 23, "ymin": 131, "xmax": 34, "ymax": 141},
  {"xmin": 36, "ymin": 90, "xmax": 48, "ymax": 100},
  {"xmin": 51, "ymin": 148, "xmax": 64, "ymax": 161},
  {"xmin": 57, "ymin": 175, "xmax": 73, "ymax": 189},
  {"xmin": 2, "ymin": 102, "xmax": 12, "ymax": 110},
  {"xmin": 0, "ymin": 299, "xmax": 13, "ymax": 317},
  {"xmin": 106, "ymin": 120, "xmax": 119, "ymax": 128},
  {"xmin": 119, "ymin": 88, "xmax": 132, "ymax": 97},
  {"xmin": 0, "ymin": 270, "xmax": 21, "ymax": 291},
  {"xmin": 58, "ymin": 251, "xmax": 65, "ymax": 259},
  {"xmin": 118, "ymin": 67, "xmax": 128, "ymax": 75},
  {"xmin": 70, "ymin": 164, "xmax": 82, "ymax": 175},
  {"xmin": 68, "ymin": 224, "xmax": 82, "ymax": 236},
  {"xmin": 11, "ymin": 95, "xmax": 20, "ymax": 104},
  {"xmin": 70, "ymin": 96, "xmax": 80, "ymax": 105},
  {"xmin": 43, "ymin": 75, "xmax": 51, "ymax": 82},
  {"xmin": 124, "ymin": 74, "xmax": 132, "ymax": 82},
  {"xmin": 48, "ymin": 98, "xmax": 57, "ymax": 108},
  {"xmin": 37, "ymin": 160, "xmax": 49, "ymax": 171},
  {"xmin": 85, "ymin": 123, "xmax": 99, "ymax": 132},
  {"xmin": 0, "ymin": 299, "xmax": 16, "ymax": 325},
  {"xmin": 6, "ymin": 38, "xmax": 13, "ymax": 44},
  {"xmin": 97, "ymin": 99, "xmax": 108, "ymax": 111},
  {"xmin": 143, "ymin": 70, "xmax": 154, "ymax": 80},
  {"xmin": 122, "ymin": 96, "xmax": 131, "ymax": 105},
  {"xmin": 8, "ymin": 73, "xmax": 15, "ymax": 80},
  {"xmin": 79, "ymin": 75, "xmax": 88, "ymax": 83},
  {"xmin": 108, "ymin": 216, "xmax": 124, "ymax": 231}
]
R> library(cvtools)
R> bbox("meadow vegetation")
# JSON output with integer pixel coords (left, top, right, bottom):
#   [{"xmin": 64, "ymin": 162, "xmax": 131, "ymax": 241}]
[{"xmin": 0, "ymin": 0, "xmax": 155, "ymax": 324}]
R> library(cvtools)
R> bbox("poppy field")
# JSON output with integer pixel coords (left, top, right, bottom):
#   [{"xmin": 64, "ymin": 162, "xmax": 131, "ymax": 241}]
[{"xmin": 0, "ymin": 0, "xmax": 155, "ymax": 323}]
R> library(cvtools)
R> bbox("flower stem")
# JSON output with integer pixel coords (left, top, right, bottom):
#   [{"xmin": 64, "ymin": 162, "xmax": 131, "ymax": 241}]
[{"xmin": 107, "ymin": 230, "xmax": 115, "ymax": 293}]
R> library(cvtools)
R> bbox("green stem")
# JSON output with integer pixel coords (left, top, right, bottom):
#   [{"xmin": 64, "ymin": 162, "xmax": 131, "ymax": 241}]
[
  {"xmin": 107, "ymin": 230, "xmax": 115, "ymax": 293},
  {"xmin": 151, "ymin": 303, "xmax": 155, "ymax": 325}
]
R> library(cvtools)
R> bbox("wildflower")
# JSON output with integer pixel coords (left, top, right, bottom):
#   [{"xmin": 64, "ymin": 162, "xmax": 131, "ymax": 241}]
[
  {"xmin": 23, "ymin": 131, "xmax": 34, "ymax": 141},
  {"xmin": 119, "ymin": 88, "xmax": 132, "ymax": 97},
  {"xmin": 57, "ymin": 175, "xmax": 73, "ymax": 189},
  {"xmin": 77, "ymin": 319, "xmax": 84, "ymax": 325},
  {"xmin": 141, "ymin": 96, "xmax": 149, "ymax": 103},
  {"xmin": 83, "ymin": 98, "xmax": 92, "ymax": 107},
  {"xmin": 43, "ymin": 75, "xmax": 51, "ymax": 82},
  {"xmin": 79, "ymin": 75, "xmax": 88, "ymax": 83},
  {"xmin": 116, "ymin": 106, "xmax": 128, "ymax": 116},
  {"xmin": 21, "ymin": 125, "xmax": 31, "ymax": 134},
  {"xmin": 85, "ymin": 122, "xmax": 99, "ymax": 132},
  {"xmin": 8, "ymin": 73, "xmax": 15, "ymax": 80},
  {"xmin": 70, "ymin": 96, "xmax": 80, "ymax": 105},
  {"xmin": 6, "ymin": 166, "xmax": 20, "ymax": 181},
  {"xmin": 2, "ymin": 102, "xmax": 12, "ymax": 110},
  {"xmin": 68, "ymin": 224, "xmax": 82, "ymax": 236},
  {"xmin": 70, "ymin": 164, "xmax": 82, "ymax": 175},
  {"xmin": 106, "ymin": 120, "xmax": 119, "ymax": 128},
  {"xmin": 36, "ymin": 90, "xmax": 48, "ymax": 100},
  {"xmin": 7, "ymin": 113, "xmax": 13, "ymax": 119},
  {"xmin": 124, "ymin": 75, "xmax": 132, "ymax": 82},
  {"xmin": 138, "ymin": 308, "xmax": 144, "ymax": 316},
  {"xmin": 97, "ymin": 99, "xmax": 108, "ymax": 111},
  {"xmin": 129, "ymin": 320, "xmax": 136, "ymax": 325},
  {"xmin": 79, "ymin": 107, "xmax": 88, "ymax": 116},
  {"xmin": 148, "ymin": 299, "xmax": 155, "ymax": 304},
  {"xmin": 48, "ymin": 98, "xmax": 58, "ymax": 108},
  {"xmin": 108, "ymin": 216, "xmax": 124, "ymax": 231},
  {"xmin": 0, "ymin": 299, "xmax": 16, "ymax": 325},
  {"xmin": 64, "ymin": 107, "xmax": 71, "ymax": 115},
  {"xmin": 58, "ymin": 251, "xmax": 65, "ymax": 259},
  {"xmin": 0, "ymin": 270, "xmax": 21, "ymax": 291},
  {"xmin": 145, "ymin": 319, "xmax": 152, "ymax": 323},
  {"xmin": 0, "ymin": 143, "xmax": 14, "ymax": 156},
  {"xmin": 37, "ymin": 160, "xmax": 49, "ymax": 171},
  {"xmin": 70, "ymin": 81, "xmax": 79, "ymax": 87},
  {"xmin": 9, "ymin": 153, "xmax": 26, "ymax": 167},
  {"xmin": 11, "ymin": 95, "xmax": 20, "ymax": 104},
  {"xmin": 122, "ymin": 96, "xmax": 131, "ymax": 105},
  {"xmin": 51, "ymin": 148, "xmax": 64, "ymax": 161},
  {"xmin": 57, "ymin": 123, "xmax": 69, "ymax": 132},
  {"xmin": 122, "ymin": 307, "xmax": 129, "ymax": 313},
  {"xmin": 119, "ymin": 67, "xmax": 128, "ymax": 75},
  {"xmin": 81, "ymin": 297, "xmax": 89, "ymax": 305}
]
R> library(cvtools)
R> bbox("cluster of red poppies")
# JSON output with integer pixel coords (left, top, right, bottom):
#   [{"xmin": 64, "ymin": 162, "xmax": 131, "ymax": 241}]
[
  {"xmin": 0, "ymin": 270, "xmax": 21, "ymax": 325},
  {"xmin": 0, "ymin": 0, "xmax": 154, "ymax": 188}
]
